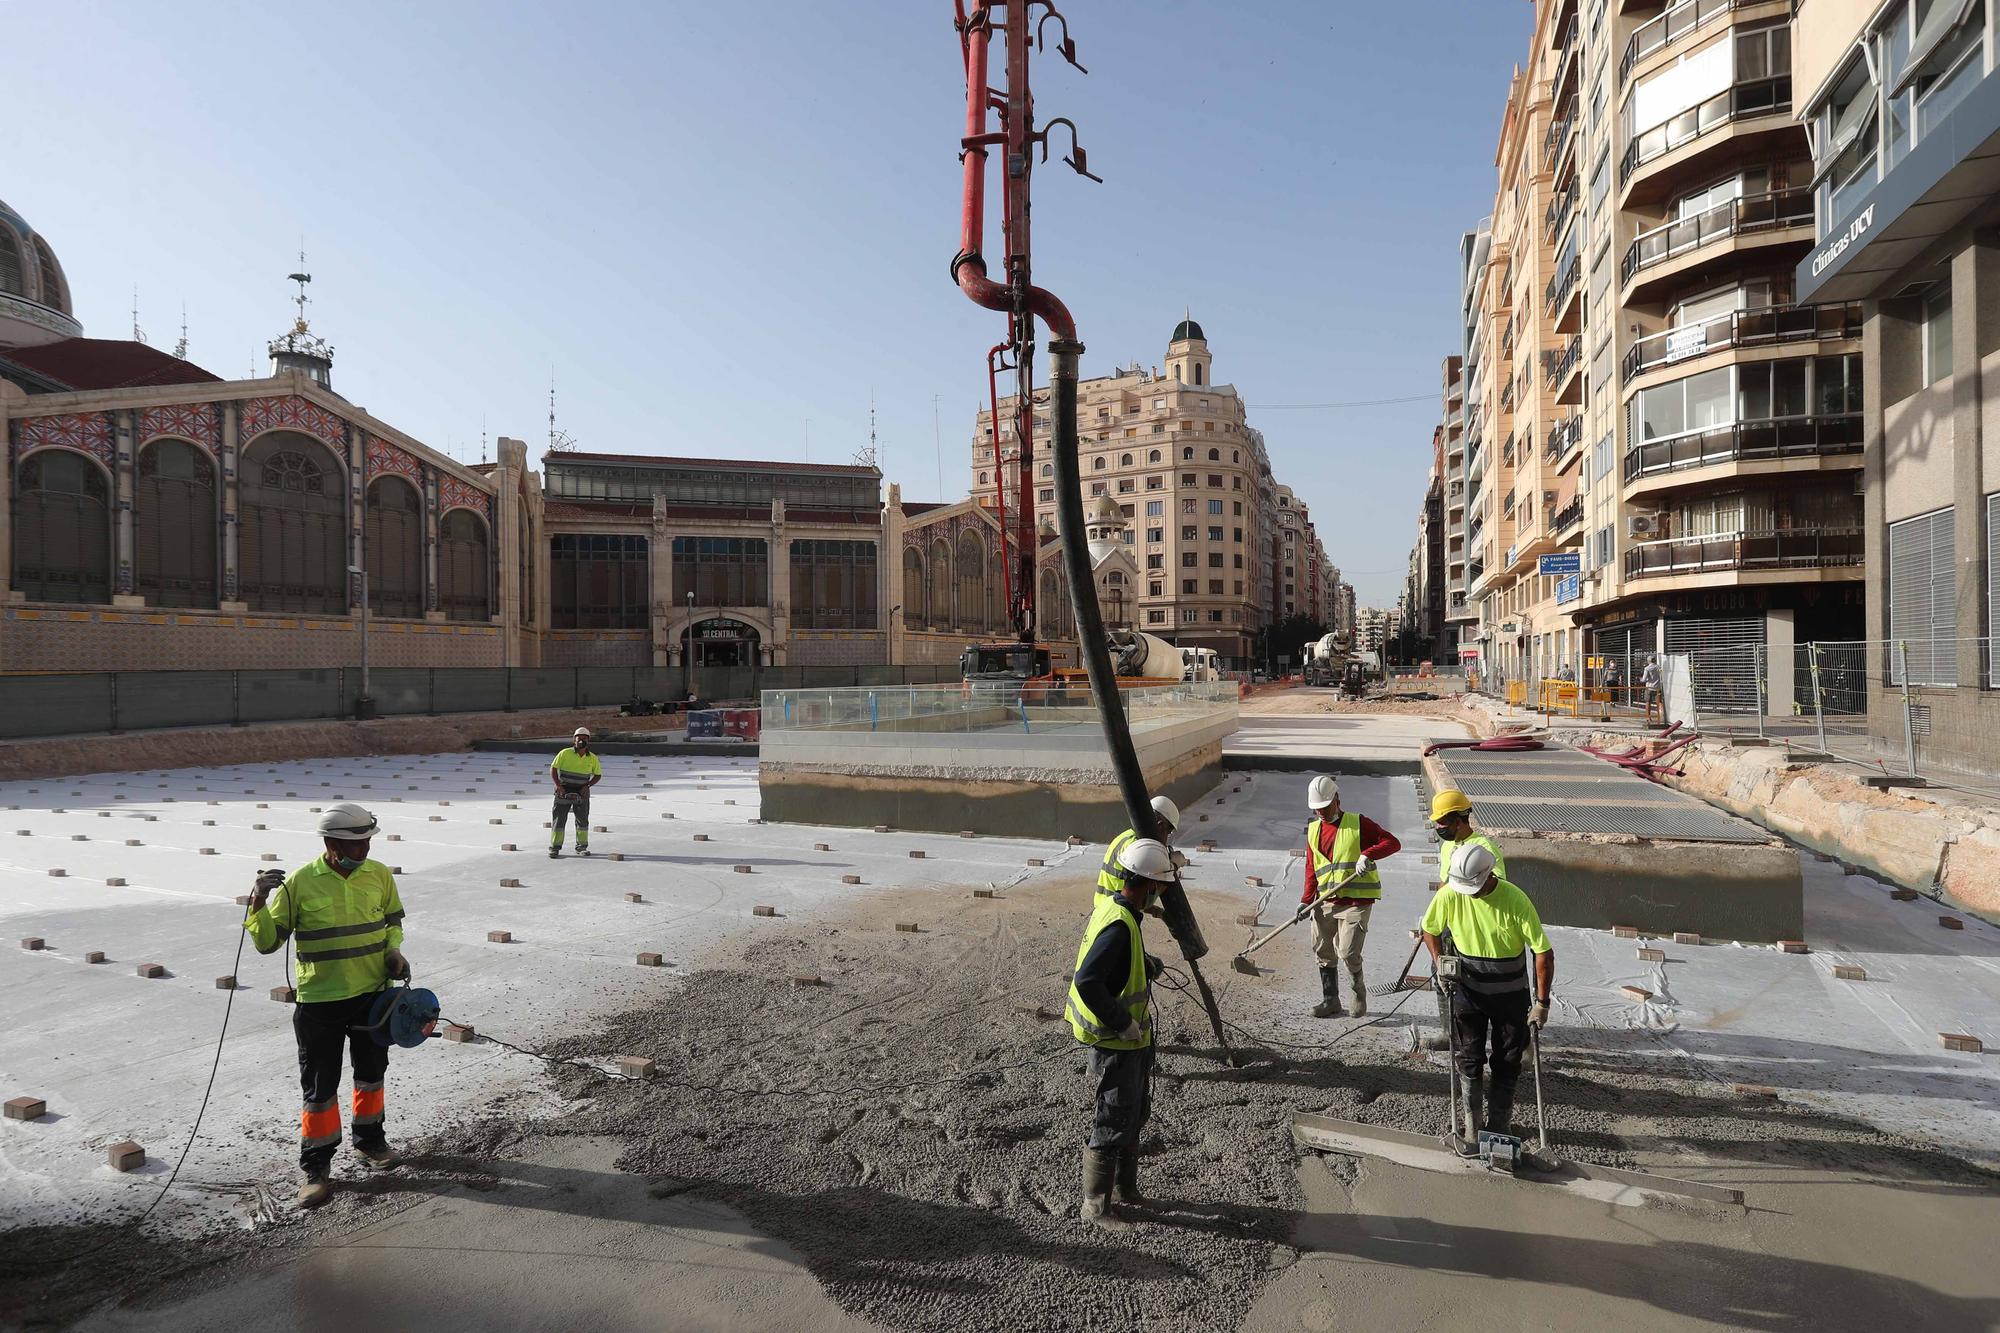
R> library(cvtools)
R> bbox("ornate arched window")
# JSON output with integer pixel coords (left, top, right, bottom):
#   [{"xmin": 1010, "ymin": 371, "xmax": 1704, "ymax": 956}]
[
  {"xmin": 978, "ymin": 471, "xmax": 988, "ymax": 484},
  {"xmin": 135, "ymin": 439, "xmax": 216, "ymax": 607},
  {"xmin": 1041, "ymin": 463, "xmax": 1053, "ymax": 477},
  {"xmin": 1182, "ymin": 447, "xmax": 1194, "ymax": 461},
  {"xmin": 1148, "ymin": 450, "xmax": 1161, "ymax": 463},
  {"xmin": 0, "ymin": 230, "xmax": 23, "ymax": 298},
  {"xmin": 902, "ymin": 545, "xmax": 924, "ymax": 626},
  {"xmin": 30, "ymin": 237, "xmax": 64, "ymax": 310},
  {"xmin": 956, "ymin": 530, "xmax": 983, "ymax": 631},
  {"xmin": 928, "ymin": 537, "xmax": 952, "ymax": 629},
  {"xmin": 1092, "ymin": 456, "xmax": 1106, "ymax": 471},
  {"xmin": 12, "ymin": 450, "xmax": 110, "ymax": 603},
  {"xmin": 365, "ymin": 476, "xmax": 424, "ymax": 618},
  {"xmin": 1120, "ymin": 452, "xmax": 1133, "ymax": 466},
  {"xmin": 517, "ymin": 499, "xmax": 534, "ymax": 625},
  {"xmin": 440, "ymin": 509, "xmax": 492, "ymax": 621},
  {"xmin": 241, "ymin": 432, "xmax": 346, "ymax": 614},
  {"xmin": 1208, "ymin": 448, "xmax": 1220, "ymax": 461}
]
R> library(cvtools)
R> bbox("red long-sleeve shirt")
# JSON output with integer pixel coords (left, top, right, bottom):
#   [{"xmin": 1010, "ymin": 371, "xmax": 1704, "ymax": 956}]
[{"xmin": 1300, "ymin": 812, "xmax": 1401, "ymax": 905}]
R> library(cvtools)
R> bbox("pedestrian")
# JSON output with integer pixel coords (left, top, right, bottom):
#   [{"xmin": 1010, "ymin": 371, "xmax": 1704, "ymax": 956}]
[
  {"xmin": 1067, "ymin": 836, "xmax": 1175, "ymax": 1227},
  {"xmin": 1300, "ymin": 775, "xmax": 1401, "ymax": 1019},
  {"xmin": 550, "ymin": 726, "xmax": 602, "ymax": 858},
  {"xmin": 1420, "ymin": 843, "xmax": 1554, "ymax": 1149},
  {"xmin": 244, "ymin": 803, "xmax": 409, "ymax": 1209},
  {"xmin": 1418, "ymin": 790, "xmax": 1508, "ymax": 1053},
  {"xmin": 1602, "ymin": 659, "xmax": 1621, "ymax": 707},
  {"xmin": 1641, "ymin": 656, "xmax": 1662, "ymax": 724},
  {"xmin": 1097, "ymin": 795, "xmax": 1186, "ymax": 897}
]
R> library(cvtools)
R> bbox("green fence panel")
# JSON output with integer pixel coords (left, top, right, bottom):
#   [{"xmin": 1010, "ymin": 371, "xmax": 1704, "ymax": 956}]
[
  {"xmin": 0, "ymin": 675, "xmax": 114, "ymax": 738},
  {"xmin": 510, "ymin": 668, "xmax": 574, "ymax": 710},
  {"xmin": 365, "ymin": 668, "xmax": 434, "ymax": 716},
  {"xmin": 238, "ymin": 669, "xmax": 345, "ymax": 725},
  {"xmin": 116, "ymin": 671, "xmax": 236, "ymax": 731},
  {"xmin": 436, "ymin": 668, "xmax": 509, "ymax": 713}
]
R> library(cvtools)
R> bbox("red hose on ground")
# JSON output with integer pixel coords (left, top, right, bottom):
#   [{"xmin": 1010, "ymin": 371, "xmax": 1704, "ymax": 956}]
[{"xmin": 1422, "ymin": 737, "xmax": 1546, "ymax": 758}]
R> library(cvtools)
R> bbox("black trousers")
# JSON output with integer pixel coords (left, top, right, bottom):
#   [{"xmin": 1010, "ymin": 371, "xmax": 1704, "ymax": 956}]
[
  {"xmin": 1450, "ymin": 987, "xmax": 1530, "ymax": 1093},
  {"xmin": 295, "ymin": 992, "xmax": 389, "ymax": 1174},
  {"xmin": 551, "ymin": 789, "xmax": 590, "ymax": 847},
  {"xmin": 1086, "ymin": 1044, "xmax": 1154, "ymax": 1151}
]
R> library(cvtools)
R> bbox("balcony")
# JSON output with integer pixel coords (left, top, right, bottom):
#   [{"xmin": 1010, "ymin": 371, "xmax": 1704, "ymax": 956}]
[
  {"xmin": 1621, "ymin": 187, "xmax": 1813, "ymax": 292},
  {"xmin": 1544, "ymin": 253, "xmax": 1582, "ymax": 331},
  {"xmin": 1622, "ymin": 302, "xmax": 1863, "ymax": 384},
  {"xmin": 1551, "ymin": 494, "xmax": 1584, "ymax": 536},
  {"xmin": 1545, "ymin": 414, "xmax": 1583, "ymax": 467},
  {"xmin": 1543, "ymin": 111, "xmax": 1575, "ymax": 179},
  {"xmin": 1624, "ymin": 526, "xmax": 1863, "ymax": 580},
  {"xmin": 1620, "ymin": 0, "xmax": 1766, "ymax": 87},
  {"xmin": 1622, "ymin": 414, "xmax": 1863, "ymax": 484},
  {"xmin": 1544, "ymin": 334, "xmax": 1583, "ymax": 402},
  {"xmin": 1550, "ymin": 15, "xmax": 1580, "ymax": 105},
  {"xmin": 1620, "ymin": 75, "xmax": 1791, "ymax": 191}
]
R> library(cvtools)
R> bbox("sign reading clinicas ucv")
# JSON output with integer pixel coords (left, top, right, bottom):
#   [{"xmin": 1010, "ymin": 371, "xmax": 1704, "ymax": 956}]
[{"xmin": 1811, "ymin": 204, "xmax": 1875, "ymax": 279}]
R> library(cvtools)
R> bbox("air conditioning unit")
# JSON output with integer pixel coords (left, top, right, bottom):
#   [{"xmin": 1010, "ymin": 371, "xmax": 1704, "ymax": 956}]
[
  {"xmin": 1542, "ymin": 490, "xmax": 1557, "ymax": 504},
  {"xmin": 1627, "ymin": 513, "xmax": 1659, "ymax": 537},
  {"xmin": 1853, "ymin": 471, "xmax": 1867, "ymax": 496}
]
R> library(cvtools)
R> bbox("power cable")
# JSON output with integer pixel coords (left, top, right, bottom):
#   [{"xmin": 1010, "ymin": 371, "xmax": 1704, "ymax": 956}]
[{"xmin": 1246, "ymin": 393, "xmax": 1436, "ymax": 409}]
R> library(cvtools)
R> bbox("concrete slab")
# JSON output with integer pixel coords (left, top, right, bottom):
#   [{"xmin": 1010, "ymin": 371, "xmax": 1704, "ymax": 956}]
[{"xmin": 1223, "ymin": 714, "xmax": 1466, "ymax": 776}]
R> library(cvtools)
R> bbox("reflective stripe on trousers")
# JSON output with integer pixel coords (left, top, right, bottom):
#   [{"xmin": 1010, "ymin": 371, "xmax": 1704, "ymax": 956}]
[
  {"xmin": 352, "ymin": 1079, "xmax": 385, "ymax": 1126},
  {"xmin": 301, "ymin": 1098, "xmax": 341, "ymax": 1149}
]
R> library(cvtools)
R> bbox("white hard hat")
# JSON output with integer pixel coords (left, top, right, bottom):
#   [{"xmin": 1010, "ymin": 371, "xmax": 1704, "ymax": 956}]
[
  {"xmin": 1149, "ymin": 795, "xmax": 1180, "ymax": 830},
  {"xmin": 317, "ymin": 802, "xmax": 380, "ymax": 840},
  {"xmin": 1307, "ymin": 775, "xmax": 1338, "ymax": 810},
  {"xmin": 1446, "ymin": 842, "xmax": 1497, "ymax": 894},
  {"xmin": 1115, "ymin": 837, "xmax": 1176, "ymax": 882},
  {"xmin": 573, "ymin": 727, "xmax": 591, "ymax": 738}
]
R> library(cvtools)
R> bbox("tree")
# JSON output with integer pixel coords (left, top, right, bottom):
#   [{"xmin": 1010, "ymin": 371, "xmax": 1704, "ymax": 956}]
[{"xmin": 1267, "ymin": 613, "xmax": 1329, "ymax": 670}]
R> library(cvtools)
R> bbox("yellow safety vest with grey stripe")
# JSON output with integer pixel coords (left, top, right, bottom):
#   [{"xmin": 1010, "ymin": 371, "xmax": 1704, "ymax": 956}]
[
  {"xmin": 1441, "ymin": 832, "xmax": 1505, "ymax": 884},
  {"xmin": 1066, "ymin": 895, "xmax": 1152, "ymax": 1049},
  {"xmin": 1097, "ymin": 828, "xmax": 1140, "ymax": 896},
  {"xmin": 1306, "ymin": 812, "xmax": 1382, "ymax": 901},
  {"xmin": 246, "ymin": 858, "xmax": 405, "ymax": 1003}
]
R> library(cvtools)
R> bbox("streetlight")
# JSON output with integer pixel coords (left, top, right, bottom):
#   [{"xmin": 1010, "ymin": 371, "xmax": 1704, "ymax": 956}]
[
  {"xmin": 347, "ymin": 564, "xmax": 373, "ymax": 719},
  {"xmin": 683, "ymin": 589, "xmax": 695, "ymax": 701}
]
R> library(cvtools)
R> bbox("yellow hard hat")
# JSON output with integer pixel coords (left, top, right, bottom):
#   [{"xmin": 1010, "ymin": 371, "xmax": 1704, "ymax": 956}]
[{"xmin": 1429, "ymin": 789, "xmax": 1472, "ymax": 820}]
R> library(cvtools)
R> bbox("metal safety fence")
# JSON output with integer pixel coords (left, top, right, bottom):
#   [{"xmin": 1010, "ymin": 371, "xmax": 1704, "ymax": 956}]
[{"xmin": 762, "ymin": 679, "xmax": 1239, "ymax": 735}]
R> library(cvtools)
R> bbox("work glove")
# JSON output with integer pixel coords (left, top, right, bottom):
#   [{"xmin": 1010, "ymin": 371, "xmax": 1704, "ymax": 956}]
[
  {"xmin": 385, "ymin": 948, "xmax": 410, "ymax": 981},
  {"xmin": 249, "ymin": 869, "xmax": 284, "ymax": 910},
  {"xmin": 1144, "ymin": 953, "xmax": 1163, "ymax": 982},
  {"xmin": 1434, "ymin": 970, "xmax": 1457, "ymax": 996},
  {"xmin": 1528, "ymin": 1000, "xmax": 1549, "ymax": 1030},
  {"xmin": 1117, "ymin": 1017, "xmax": 1144, "ymax": 1044},
  {"xmin": 1353, "ymin": 854, "xmax": 1375, "ymax": 877},
  {"xmin": 1169, "ymin": 849, "xmax": 1189, "ymax": 870}
]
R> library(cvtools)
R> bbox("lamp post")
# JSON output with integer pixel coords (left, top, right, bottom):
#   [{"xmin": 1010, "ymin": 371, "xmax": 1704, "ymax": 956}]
[
  {"xmin": 347, "ymin": 563, "xmax": 374, "ymax": 719},
  {"xmin": 684, "ymin": 590, "xmax": 695, "ymax": 701}
]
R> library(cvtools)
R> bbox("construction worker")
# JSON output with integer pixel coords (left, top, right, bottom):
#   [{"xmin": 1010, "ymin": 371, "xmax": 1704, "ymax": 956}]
[
  {"xmin": 1421, "ymin": 843, "xmax": 1553, "ymax": 1148},
  {"xmin": 549, "ymin": 726, "xmax": 602, "ymax": 857},
  {"xmin": 1416, "ymin": 789, "xmax": 1508, "ymax": 1053},
  {"xmin": 1067, "ymin": 836, "xmax": 1175, "ymax": 1227},
  {"xmin": 245, "ymin": 803, "xmax": 408, "ymax": 1209},
  {"xmin": 1096, "ymin": 795, "xmax": 1186, "ymax": 896},
  {"xmin": 1300, "ymin": 775, "xmax": 1401, "ymax": 1019}
]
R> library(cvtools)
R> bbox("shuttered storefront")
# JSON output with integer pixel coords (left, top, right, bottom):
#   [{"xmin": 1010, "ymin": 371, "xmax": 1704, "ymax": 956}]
[
  {"xmin": 1591, "ymin": 621, "xmax": 1655, "ymax": 696},
  {"xmin": 1665, "ymin": 613, "xmax": 1765, "ymax": 714},
  {"xmin": 1888, "ymin": 506, "xmax": 1956, "ymax": 685}
]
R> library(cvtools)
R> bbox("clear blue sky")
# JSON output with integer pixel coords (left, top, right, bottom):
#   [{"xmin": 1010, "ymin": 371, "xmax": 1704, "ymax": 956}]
[{"xmin": 8, "ymin": 1, "xmax": 1526, "ymax": 607}]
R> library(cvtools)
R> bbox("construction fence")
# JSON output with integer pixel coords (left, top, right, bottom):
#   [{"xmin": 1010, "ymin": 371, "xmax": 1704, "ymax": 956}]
[{"xmin": 0, "ymin": 663, "xmax": 962, "ymax": 743}]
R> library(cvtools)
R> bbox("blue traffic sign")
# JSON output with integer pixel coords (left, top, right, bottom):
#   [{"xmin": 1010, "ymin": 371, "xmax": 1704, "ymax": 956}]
[{"xmin": 1538, "ymin": 552, "xmax": 1581, "ymax": 576}]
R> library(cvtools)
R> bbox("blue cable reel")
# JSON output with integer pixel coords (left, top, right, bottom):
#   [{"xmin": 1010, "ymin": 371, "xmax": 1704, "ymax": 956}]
[{"xmin": 364, "ymin": 979, "xmax": 442, "ymax": 1049}]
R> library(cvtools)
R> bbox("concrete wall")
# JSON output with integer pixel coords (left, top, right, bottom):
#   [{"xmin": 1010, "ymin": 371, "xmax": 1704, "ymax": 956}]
[
  {"xmin": 1497, "ymin": 836, "xmax": 1804, "ymax": 944},
  {"xmin": 1793, "ymin": 0, "xmax": 1873, "ymax": 107},
  {"xmin": 539, "ymin": 632, "xmax": 653, "ymax": 667},
  {"xmin": 0, "ymin": 606, "xmax": 503, "ymax": 672}
]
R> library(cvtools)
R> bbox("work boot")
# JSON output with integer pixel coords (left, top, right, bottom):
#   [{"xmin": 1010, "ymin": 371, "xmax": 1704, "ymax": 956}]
[
  {"xmin": 1456, "ymin": 1074, "xmax": 1484, "ymax": 1156},
  {"xmin": 1486, "ymin": 1081, "xmax": 1517, "ymax": 1139},
  {"xmin": 355, "ymin": 1142, "xmax": 400, "ymax": 1170},
  {"xmin": 548, "ymin": 847, "xmax": 561, "ymax": 859},
  {"xmin": 578, "ymin": 846, "xmax": 591, "ymax": 857},
  {"xmin": 297, "ymin": 1173, "xmax": 332, "ymax": 1209},
  {"xmin": 1113, "ymin": 1147, "xmax": 1143, "ymax": 1207},
  {"xmin": 1345, "ymin": 966, "xmax": 1368, "ymax": 1018},
  {"xmin": 1079, "ymin": 1147, "xmax": 1120, "ymax": 1228},
  {"xmin": 1310, "ymin": 967, "xmax": 1342, "ymax": 1018}
]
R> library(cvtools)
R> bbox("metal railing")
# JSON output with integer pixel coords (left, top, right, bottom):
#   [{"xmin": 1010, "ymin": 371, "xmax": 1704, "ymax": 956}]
[
  {"xmin": 1620, "ymin": 0, "xmax": 1762, "ymax": 86},
  {"xmin": 1544, "ymin": 179, "xmax": 1578, "ymax": 246},
  {"xmin": 1544, "ymin": 334, "xmax": 1582, "ymax": 392},
  {"xmin": 1543, "ymin": 110, "xmax": 1575, "ymax": 176},
  {"xmin": 760, "ymin": 679, "xmax": 1238, "ymax": 735},
  {"xmin": 1623, "ymin": 301, "xmax": 1862, "ymax": 382},
  {"xmin": 1623, "ymin": 413, "xmax": 1862, "ymax": 481},
  {"xmin": 1545, "ymin": 415, "xmax": 1582, "ymax": 464},
  {"xmin": 1551, "ymin": 494, "xmax": 1584, "ymax": 534},
  {"xmin": 1544, "ymin": 253, "xmax": 1581, "ymax": 320},
  {"xmin": 1621, "ymin": 75, "xmax": 1791, "ymax": 183},
  {"xmin": 1792, "ymin": 639, "xmax": 2000, "ymax": 793},
  {"xmin": 1621, "ymin": 186, "xmax": 1814, "ymax": 286},
  {"xmin": 1623, "ymin": 525, "xmax": 1862, "ymax": 579}
]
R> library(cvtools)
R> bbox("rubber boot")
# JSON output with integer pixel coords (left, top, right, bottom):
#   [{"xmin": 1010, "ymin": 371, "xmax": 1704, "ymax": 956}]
[
  {"xmin": 1455, "ymin": 1074, "xmax": 1484, "ymax": 1156},
  {"xmin": 297, "ymin": 1173, "xmax": 332, "ymax": 1209},
  {"xmin": 1310, "ymin": 967, "xmax": 1342, "ymax": 1018},
  {"xmin": 1079, "ymin": 1147, "xmax": 1120, "ymax": 1228},
  {"xmin": 1345, "ymin": 965, "xmax": 1368, "ymax": 1018},
  {"xmin": 1113, "ymin": 1147, "xmax": 1143, "ymax": 1207},
  {"xmin": 1424, "ymin": 991, "xmax": 1452, "ymax": 1050},
  {"xmin": 1486, "ymin": 1080, "xmax": 1517, "ymax": 1139}
]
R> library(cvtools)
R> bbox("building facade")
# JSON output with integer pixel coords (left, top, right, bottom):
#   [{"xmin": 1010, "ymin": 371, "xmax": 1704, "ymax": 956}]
[{"xmin": 1794, "ymin": 0, "xmax": 2000, "ymax": 772}]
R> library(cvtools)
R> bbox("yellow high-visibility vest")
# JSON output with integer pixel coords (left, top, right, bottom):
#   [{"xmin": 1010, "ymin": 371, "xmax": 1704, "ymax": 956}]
[
  {"xmin": 1065, "ymin": 894, "xmax": 1151, "ymax": 1049},
  {"xmin": 1306, "ymin": 812, "xmax": 1382, "ymax": 901}
]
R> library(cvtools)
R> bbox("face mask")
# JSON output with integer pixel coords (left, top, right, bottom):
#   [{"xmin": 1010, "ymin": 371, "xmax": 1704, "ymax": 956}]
[{"xmin": 335, "ymin": 855, "xmax": 364, "ymax": 872}]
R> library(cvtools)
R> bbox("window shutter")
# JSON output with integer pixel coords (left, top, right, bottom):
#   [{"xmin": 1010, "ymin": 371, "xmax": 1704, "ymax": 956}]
[{"xmin": 1889, "ymin": 507, "xmax": 1957, "ymax": 685}]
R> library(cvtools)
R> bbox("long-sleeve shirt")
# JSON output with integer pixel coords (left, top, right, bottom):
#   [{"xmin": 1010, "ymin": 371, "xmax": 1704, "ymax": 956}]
[
  {"xmin": 1300, "ymin": 813, "xmax": 1402, "ymax": 905},
  {"xmin": 1073, "ymin": 918, "xmax": 1152, "ymax": 1034}
]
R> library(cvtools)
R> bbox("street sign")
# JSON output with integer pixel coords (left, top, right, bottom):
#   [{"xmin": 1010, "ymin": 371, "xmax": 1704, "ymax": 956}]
[
  {"xmin": 1538, "ymin": 552, "xmax": 1581, "ymax": 576},
  {"xmin": 1555, "ymin": 574, "xmax": 1581, "ymax": 604}
]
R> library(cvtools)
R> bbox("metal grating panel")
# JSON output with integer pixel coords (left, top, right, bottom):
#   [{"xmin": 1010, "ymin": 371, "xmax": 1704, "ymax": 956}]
[
  {"xmin": 1447, "ymin": 772, "xmax": 1682, "ymax": 801},
  {"xmin": 1472, "ymin": 802, "xmax": 1768, "ymax": 842}
]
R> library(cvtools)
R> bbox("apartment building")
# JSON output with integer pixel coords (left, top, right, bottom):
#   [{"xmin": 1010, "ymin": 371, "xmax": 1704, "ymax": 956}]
[
  {"xmin": 1440, "ymin": 351, "xmax": 1481, "ymax": 663},
  {"xmin": 972, "ymin": 319, "xmax": 1313, "ymax": 667},
  {"xmin": 1792, "ymin": 0, "xmax": 2000, "ymax": 772}
]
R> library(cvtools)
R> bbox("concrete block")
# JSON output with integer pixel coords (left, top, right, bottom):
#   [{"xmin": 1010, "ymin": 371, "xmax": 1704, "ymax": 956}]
[
  {"xmin": 637, "ymin": 952, "xmax": 664, "ymax": 967},
  {"xmin": 1939, "ymin": 1033, "xmax": 1983, "ymax": 1053},
  {"xmin": 389, "ymin": 832, "xmax": 404, "ymax": 840},
  {"xmin": 487, "ymin": 930, "xmax": 512, "ymax": 943},
  {"xmin": 961, "ymin": 830, "xmax": 976, "ymax": 838},
  {"xmin": 754, "ymin": 904, "xmax": 777, "ymax": 916},
  {"xmin": 873, "ymin": 824, "xmax": 890, "ymax": 833},
  {"xmin": 1673, "ymin": 932, "xmax": 1702, "ymax": 946},
  {"xmin": 198, "ymin": 849, "xmax": 215, "ymax": 856},
  {"xmin": 20, "ymin": 937, "xmax": 44, "ymax": 951},
  {"xmin": 1198, "ymin": 840, "xmax": 1216, "ymax": 851},
  {"xmin": 723, "ymin": 800, "xmax": 736, "ymax": 806},
  {"xmin": 252, "ymin": 823, "xmax": 266, "ymax": 831},
  {"xmin": 1890, "ymin": 888, "xmax": 1920, "ymax": 901},
  {"xmin": 1234, "ymin": 913, "xmax": 1259, "ymax": 926},
  {"xmin": 1732, "ymin": 1084, "xmax": 1779, "ymax": 1100},
  {"xmin": 499, "ymin": 878, "xmax": 522, "ymax": 888},
  {"xmin": 1778, "ymin": 940, "xmax": 1808, "ymax": 953},
  {"xmin": 908, "ymin": 850, "xmax": 926, "ymax": 859},
  {"xmin": 1940, "ymin": 916, "xmax": 1965, "ymax": 930},
  {"xmin": 1832, "ymin": 964, "xmax": 1866, "ymax": 981},
  {"xmin": 489, "ymin": 818, "xmax": 503, "ymax": 825},
  {"xmin": 693, "ymin": 834, "xmax": 710, "ymax": 842},
  {"xmin": 4, "ymin": 1097, "xmax": 46, "ymax": 1121},
  {"xmin": 1027, "ymin": 858, "xmax": 1044, "ymax": 867},
  {"xmin": 616, "ymin": 1056, "xmax": 656, "ymax": 1079},
  {"xmin": 793, "ymin": 975, "xmax": 823, "ymax": 987},
  {"xmin": 609, "ymin": 853, "xmax": 626, "ymax": 862},
  {"xmin": 427, "ymin": 817, "xmax": 443, "ymax": 823},
  {"xmin": 841, "ymin": 875, "xmax": 861, "ymax": 885},
  {"xmin": 270, "ymin": 986, "xmax": 295, "ymax": 1003},
  {"xmin": 215, "ymin": 975, "xmax": 236, "ymax": 990},
  {"xmin": 896, "ymin": 923, "xmax": 920, "ymax": 933},
  {"xmin": 70, "ymin": 834, "xmax": 87, "ymax": 841},
  {"xmin": 13, "ymin": 830, "xmax": 25, "ymax": 837},
  {"xmin": 442, "ymin": 1023, "xmax": 475, "ymax": 1042},
  {"xmin": 502, "ymin": 844, "xmax": 517, "ymax": 852},
  {"xmin": 734, "ymin": 865, "xmax": 753, "ymax": 874},
  {"xmin": 973, "ymin": 889, "xmax": 996, "ymax": 899},
  {"xmin": 107, "ymin": 1141, "xmax": 145, "ymax": 1171},
  {"xmin": 1612, "ymin": 926, "xmax": 1638, "ymax": 939},
  {"xmin": 135, "ymin": 963, "xmax": 165, "ymax": 979},
  {"xmin": 47, "ymin": 868, "xmax": 65, "ymax": 877},
  {"xmin": 660, "ymin": 813, "xmax": 675, "ymax": 819},
  {"xmin": 1067, "ymin": 836, "xmax": 1084, "ymax": 846},
  {"xmin": 1620, "ymin": 985, "xmax": 1652, "ymax": 1001},
  {"xmin": 748, "ymin": 818, "xmax": 764, "ymax": 826},
  {"xmin": 814, "ymin": 843, "xmax": 831, "ymax": 852},
  {"xmin": 1636, "ymin": 947, "xmax": 1665, "ymax": 962},
  {"xmin": 1197, "ymin": 815, "xmax": 1208, "ymax": 823},
  {"xmin": 201, "ymin": 820, "xmax": 215, "ymax": 827},
  {"xmin": 593, "ymin": 826, "xmax": 607, "ymax": 833},
  {"xmin": 1245, "ymin": 876, "xmax": 1264, "ymax": 887},
  {"xmin": 84, "ymin": 951, "xmax": 105, "ymax": 964}
]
